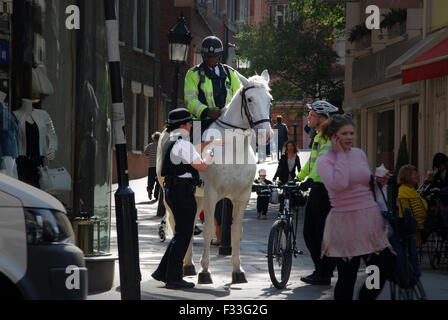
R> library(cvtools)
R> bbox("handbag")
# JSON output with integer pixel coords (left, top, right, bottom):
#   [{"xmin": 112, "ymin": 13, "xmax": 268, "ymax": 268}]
[{"xmin": 38, "ymin": 166, "xmax": 72, "ymax": 194}]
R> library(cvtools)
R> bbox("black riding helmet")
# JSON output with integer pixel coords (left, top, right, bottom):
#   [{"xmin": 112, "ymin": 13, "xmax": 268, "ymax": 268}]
[
  {"xmin": 201, "ymin": 36, "xmax": 224, "ymax": 57},
  {"xmin": 167, "ymin": 108, "xmax": 192, "ymax": 125}
]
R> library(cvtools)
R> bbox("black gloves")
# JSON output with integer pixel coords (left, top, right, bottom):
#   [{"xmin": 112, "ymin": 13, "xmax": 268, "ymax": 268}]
[{"xmin": 298, "ymin": 178, "xmax": 314, "ymax": 191}]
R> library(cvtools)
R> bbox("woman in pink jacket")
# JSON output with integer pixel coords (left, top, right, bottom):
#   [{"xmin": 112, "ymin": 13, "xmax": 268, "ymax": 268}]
[{"xmin": 316, "ymin": 115, "xmax": 393, "ymax": 300}]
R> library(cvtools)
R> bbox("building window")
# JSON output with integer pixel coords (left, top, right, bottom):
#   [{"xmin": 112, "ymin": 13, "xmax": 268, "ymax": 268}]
[
  {"xmin": 133, "ymin": 0, "xmax": 145, "ymax": 50},
  {"xmin": 238, "ymin": 0, "xmax": 249, "ymax": 23},
  {"xmin": 376, "ymin": 110, "xmax": 395, "ymax": 170},
  {"xmin": 229, "ymin": 0, "xmax": 236, "ymax": 22},
  {"xmin": 133, "ymin": 0, "xmax": 138, "ymax": 48},
  {"xmin": 116, "ymin": 0, "xmax": 120, "ymax": 41},
  {"xmin": 132, "ymin": 93, "xmax": 137, "ymax": 150},
  {"xmin": 144, "ymin": 96, "xmax": 149, "ymax": 147},
  {"xmin": 213, "ymin": 0, "xmax": 219, "ymax": 15},
  {"xmin": 145, "ymin": 0, "xmax": 151, "ymax": 52}
]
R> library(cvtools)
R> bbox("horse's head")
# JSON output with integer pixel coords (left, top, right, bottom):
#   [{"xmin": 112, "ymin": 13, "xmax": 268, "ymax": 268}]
[{"xmin": 237, "ymin": 70, "xmax": 273, "ymax": 144}]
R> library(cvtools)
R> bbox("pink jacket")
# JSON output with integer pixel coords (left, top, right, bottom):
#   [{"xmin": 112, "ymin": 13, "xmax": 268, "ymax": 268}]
[{"xmin": 316, "ymin": 148, "xmax": 378, "ymax": 212}]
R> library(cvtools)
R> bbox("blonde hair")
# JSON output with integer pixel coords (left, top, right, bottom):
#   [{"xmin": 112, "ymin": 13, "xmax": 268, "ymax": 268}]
[{"xmin": 397, "ymin": 164, "xmax": 418, "ymax": 185}]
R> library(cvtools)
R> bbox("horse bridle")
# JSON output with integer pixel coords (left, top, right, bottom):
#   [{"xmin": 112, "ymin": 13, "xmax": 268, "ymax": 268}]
[{"xmin": 216, "ymin": 86, "xmax": 271, "ymax": 130}]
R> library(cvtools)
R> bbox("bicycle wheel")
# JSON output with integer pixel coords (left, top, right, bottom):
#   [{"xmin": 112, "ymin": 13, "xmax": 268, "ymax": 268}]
[{"xmin": 267, "ymin": 220, "xmax": 292, "ymax": 289}]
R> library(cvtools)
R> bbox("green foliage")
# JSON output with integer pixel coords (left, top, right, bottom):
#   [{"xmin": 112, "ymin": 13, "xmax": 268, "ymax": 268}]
[
  {"xmin": 380, "ymin": 9, "xmax": 407, "ymax": 29},
  {"xmin": 289, "ymin": 0, "xmax": 346, "ymax": 40},
  {"xmin": 394, "ymin": 135, "xmax": 410, "ymax": 175},
  {"xmin": 235, "ymin": 1, "xmax": 345, "ymax": 104},
  {"xmin": 348, "ymin": 24, "xmax": 372, "ymax": 43}
]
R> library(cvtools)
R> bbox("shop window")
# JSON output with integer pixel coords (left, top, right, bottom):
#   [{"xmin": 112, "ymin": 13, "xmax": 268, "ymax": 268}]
[{"xmin": 376, "ymin": 110, "xmax": 395, "ymax": 171}]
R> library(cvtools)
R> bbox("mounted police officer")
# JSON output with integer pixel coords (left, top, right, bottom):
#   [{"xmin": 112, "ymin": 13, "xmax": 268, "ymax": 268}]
[
  {"xmin": 152, "ymin": 108, "xmax": 224, "ymax": 289},
  {"xmin": 184, "ymin": 36, "xmax": 242, "ymax": 241},
  {"xmin": 297, "ymin": 100, "xmax": 339, "ymax": 285},
  {"xmin": 184, "ymin": 36, "xmax": 241, "ymax": 134}
]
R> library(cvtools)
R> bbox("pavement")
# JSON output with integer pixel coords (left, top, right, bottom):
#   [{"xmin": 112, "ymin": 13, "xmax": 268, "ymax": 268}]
[{"xmin": 88, "ymin": 151, "xmax": 448, "ymax": 300}]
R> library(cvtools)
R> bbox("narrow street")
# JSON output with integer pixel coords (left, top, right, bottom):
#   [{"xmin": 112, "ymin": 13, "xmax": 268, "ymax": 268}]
[{"xmin": 89, "ymin": 153, "xmax": 448, "ymax": 300}]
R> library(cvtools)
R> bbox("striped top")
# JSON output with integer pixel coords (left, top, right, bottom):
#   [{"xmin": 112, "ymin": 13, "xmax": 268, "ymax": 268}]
[{"xmin": 144, "ymin": 142, "xmax": 158, "ymax": 168}]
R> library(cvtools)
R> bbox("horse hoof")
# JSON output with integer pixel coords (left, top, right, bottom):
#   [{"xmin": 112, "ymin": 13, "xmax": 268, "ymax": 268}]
[
  {"xmin": 232, "ymin": 272, "xmax": 248, "ymax": 284},
  {"xmin": 198, "ymin": 272, "xmax": 213, "ymax": 284},
  {"xmin": 183, "ymin": 265, "xmax": 197, "ymax": 276}
]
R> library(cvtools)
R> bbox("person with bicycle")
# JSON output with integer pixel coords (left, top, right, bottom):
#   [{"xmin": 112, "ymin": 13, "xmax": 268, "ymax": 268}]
[
  {"xmin": 296, "ymin": 101, "xmax": 338, "ymax": 285},
  {"xmin": 316, "ymin": 115, "xmax": 393, "ymax": 300}
]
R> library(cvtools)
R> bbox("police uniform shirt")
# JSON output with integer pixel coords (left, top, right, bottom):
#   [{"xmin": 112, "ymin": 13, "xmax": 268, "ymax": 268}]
[{"xmin": 170, "ymin": 133, "xmax": 201, "ymax": 178}]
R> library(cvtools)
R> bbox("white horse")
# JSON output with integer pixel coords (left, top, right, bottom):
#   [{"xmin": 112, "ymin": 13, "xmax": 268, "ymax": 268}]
[{"xmin": 156, "ymin": 70, "xmax": 272, "ymax": 284}]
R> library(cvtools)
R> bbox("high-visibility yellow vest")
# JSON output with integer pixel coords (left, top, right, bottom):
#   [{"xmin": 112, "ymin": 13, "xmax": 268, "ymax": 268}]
[
  {"xmin": 184, "ymin": 64, "xmax": 241, "ymax": 120},
  {"xmin": 297, "ymin": 131, "xmax": 332, "ymax": 183}
]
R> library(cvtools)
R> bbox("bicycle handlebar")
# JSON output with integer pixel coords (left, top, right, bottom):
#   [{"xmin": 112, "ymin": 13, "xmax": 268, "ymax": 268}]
[{"xmin": 252, "ymin": 182, "xmax": 304, "ymax": 192}]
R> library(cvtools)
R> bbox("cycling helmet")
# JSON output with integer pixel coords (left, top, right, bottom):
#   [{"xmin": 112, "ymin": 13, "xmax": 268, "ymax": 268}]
[
  {"xmin": 201, "ymin": 36, "xmax": 224, "ymax": 57},
  {"xmin": 307, "ymin": 100, "xmax": 339, "ymax": 118}
]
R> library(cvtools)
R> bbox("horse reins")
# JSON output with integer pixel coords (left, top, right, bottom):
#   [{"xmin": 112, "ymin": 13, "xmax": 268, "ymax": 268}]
[{"xmin": 216, "ymin": 86, "xmax": 270, "ymax": 130}]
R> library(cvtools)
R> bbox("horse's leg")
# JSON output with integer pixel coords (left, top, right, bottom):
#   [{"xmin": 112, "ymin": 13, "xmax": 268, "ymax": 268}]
[
  {"xmin": 183, "ymin": 195, "xmax": 203, "ymax": 276},
  {"xmin": 198, "ymin": 192, "xmax": 217, "ymax": 284},
  {"xmin": 230, "ymin": 197, "xmax": 250, "ymax": 284}
]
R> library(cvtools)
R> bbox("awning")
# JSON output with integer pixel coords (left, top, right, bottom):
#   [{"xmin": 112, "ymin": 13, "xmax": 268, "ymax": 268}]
[
  {"xmin": 386, "ymin": 27, "xmax": 448, "ymax": 78},
  {"xmin": 402, "ymin": 36, "xmax": 448, "ymax": 84}
]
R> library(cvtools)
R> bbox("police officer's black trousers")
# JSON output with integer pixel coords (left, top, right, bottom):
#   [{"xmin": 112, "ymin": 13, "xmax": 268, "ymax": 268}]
[
  {"xmin": 154, "ymin": 183, "xmax": 197, "ymax": 282},
  {"xmin": 303, "ymin": 182, "xmax": 336, "ymax": 278}
]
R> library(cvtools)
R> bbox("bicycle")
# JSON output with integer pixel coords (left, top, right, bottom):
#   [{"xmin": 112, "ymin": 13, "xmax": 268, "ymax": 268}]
[{"xmin": 253, "ymin": 181, "xmax": 307, "ymax": 289}]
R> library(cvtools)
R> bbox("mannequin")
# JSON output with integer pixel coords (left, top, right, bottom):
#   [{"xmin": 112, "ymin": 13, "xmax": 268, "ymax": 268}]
[
  {"xmin": 13, "ymin": 98, "xmax": 57, "ymax": 188},
  {"xmin": 0, "ymin": 91, "xmax": 19, "ymax": 178}
]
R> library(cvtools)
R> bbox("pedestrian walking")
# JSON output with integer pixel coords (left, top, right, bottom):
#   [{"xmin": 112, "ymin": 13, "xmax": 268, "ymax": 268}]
[
  {"xmin": 144, "ymin": 131, "xmax": 161, "ymax": 202},
  {"xmin": 316, "ymin": 114, "xmax": 393, "ymax": 300},
  {"xmin": 273, "ymin": 116, "xmax": 288, "ymax": 161},
  {"xmin": 297, "ymin": 101, "xmax": 338, "ymax": 286},
  {"xmin": 254, "ymin": 169, "xmax": 273, "ymax": 220},
  {"xmin": 273, "ymin": 141, "xmax": 301, "ymax": 185},
  {"xmin": 151, "ymin": 108, "xmax": 225, "ymax": 289}
]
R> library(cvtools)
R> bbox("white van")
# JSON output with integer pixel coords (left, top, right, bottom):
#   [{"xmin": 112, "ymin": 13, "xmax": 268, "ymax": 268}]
[{"xmin": 0, "ymin": 173, "xmax": 87, "ymax": 299}]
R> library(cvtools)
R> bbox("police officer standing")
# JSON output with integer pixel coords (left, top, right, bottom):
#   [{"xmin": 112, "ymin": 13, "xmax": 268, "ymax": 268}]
[
  {"xmin": 297, "ymin": 101, "xmax": 339, "ymax": 285},
  {"xmin": 184, "ymin": 36, "xmax": 242, "ymax": 246},
  {"xmin": 151, "ymin": 108, "xmax": 224, "ymax": 289}
]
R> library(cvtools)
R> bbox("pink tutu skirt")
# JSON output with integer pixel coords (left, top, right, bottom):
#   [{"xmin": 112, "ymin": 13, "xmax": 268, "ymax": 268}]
[{"xmin": 321, "ymin": 205, "xmax": 392, "ymax": 259}]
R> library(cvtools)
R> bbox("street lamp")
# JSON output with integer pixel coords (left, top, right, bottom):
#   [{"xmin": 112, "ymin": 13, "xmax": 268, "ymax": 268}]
[{"xmin": 168, "ymin": 14, "xmax": 192, "ymax": 110}]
